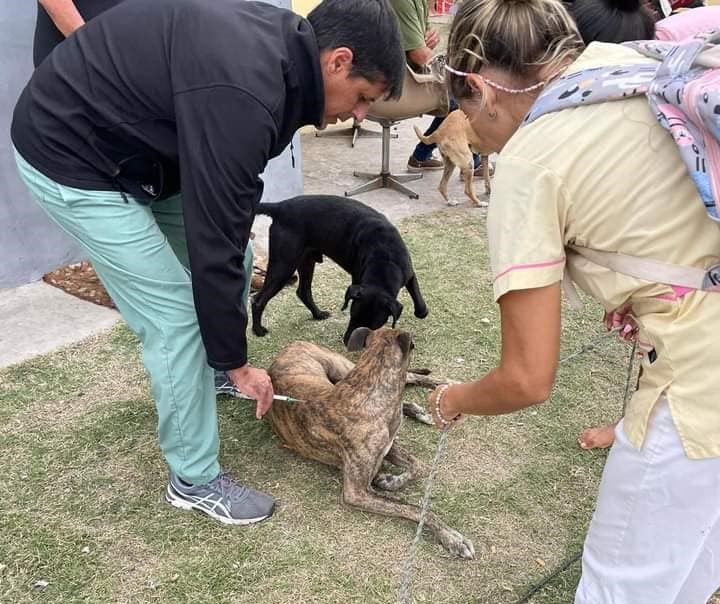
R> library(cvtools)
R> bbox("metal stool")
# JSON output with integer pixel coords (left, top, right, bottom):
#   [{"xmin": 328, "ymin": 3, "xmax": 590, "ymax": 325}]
[
  {"xmin": 344, "ymin": 119, "xmax": 422, "ymax": 199},
  {"xmin": 315, "ymin": 118, "xmax": 390, "ymax": 148}
]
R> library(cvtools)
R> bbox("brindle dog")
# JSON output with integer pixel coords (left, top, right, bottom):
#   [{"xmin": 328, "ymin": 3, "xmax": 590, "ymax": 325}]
[{"xmin": 266, "ymin": 327, "xmax": 475, "ymax": 559}]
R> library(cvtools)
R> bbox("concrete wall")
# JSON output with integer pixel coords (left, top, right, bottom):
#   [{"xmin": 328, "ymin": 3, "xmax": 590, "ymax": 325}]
[
  {"xmin": 0, "ymin": 0, "xmax": 302, "ymax": 289},
  {"xmin": 292, "ymin": 0, "xmax": 321, "ymax": 16},
  {"xmin": 0, "ymin": 0, "xmax": 83, "ymax": 289}
]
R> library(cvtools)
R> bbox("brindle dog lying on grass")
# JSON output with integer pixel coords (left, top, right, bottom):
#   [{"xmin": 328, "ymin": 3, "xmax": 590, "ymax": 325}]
[{"xmin": 265, "ymin": 327, "xmax": 475, "ymax": 559}]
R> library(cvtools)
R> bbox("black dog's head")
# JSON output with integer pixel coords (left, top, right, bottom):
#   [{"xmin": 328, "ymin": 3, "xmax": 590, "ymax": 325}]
[{"xmin": 341, "ymin": 284, "xmax": 403, "ymax": 346}]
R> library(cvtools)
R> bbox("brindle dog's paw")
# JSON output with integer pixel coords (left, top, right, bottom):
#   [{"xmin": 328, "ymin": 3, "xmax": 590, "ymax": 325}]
[
  {"xmin": 402, "ymin": 402, "xmax": 433, "ymax": 425},
  {"xmin": 313, "ymin": 310, "xmax": 331, "ymax": 320},
  {"xmin": 414, "ymin": 411, "xmax": 433, "ymax": 425},
  {"xmin": 372, "ymin": 473, "xmax": 407, "ymax": 492},
  {"xmin": 439, "ymin": 528, "xmax": 475, "ymax": 560},
  {"xmin": 409, "ymin": 367, "xmax": 431, "ymax": 375}
]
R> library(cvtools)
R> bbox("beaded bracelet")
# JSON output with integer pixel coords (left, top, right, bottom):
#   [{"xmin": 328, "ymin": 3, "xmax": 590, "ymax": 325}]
[{"xmin": 434, "ymin": 384, "xmax": 455, "ymax": 427}]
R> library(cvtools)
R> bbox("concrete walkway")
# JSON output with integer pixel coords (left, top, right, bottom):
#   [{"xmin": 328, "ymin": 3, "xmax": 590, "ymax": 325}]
[
  {"xmin": 0, "ymin": 280, "xmax": 120, "ymax": 367},
  {"xmin": 0, "ymin": 115, "xmax": 486, "ymax": 369}
]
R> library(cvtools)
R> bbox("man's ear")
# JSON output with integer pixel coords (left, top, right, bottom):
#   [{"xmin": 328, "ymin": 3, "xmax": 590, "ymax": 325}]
[{"xmin": 323, "ymin": 47, "xmax": 354, "ymax": 75}]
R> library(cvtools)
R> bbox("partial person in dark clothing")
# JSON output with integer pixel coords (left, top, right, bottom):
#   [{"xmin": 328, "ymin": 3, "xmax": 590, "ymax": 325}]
[
  {"xmin": 33, "ymin": 0, "xmax": 123, "ymax": 67},
  {"xmin": 565, "ymin": 0, "xmax": 656, "ymax": 45},
  {"xmin": 12, "ymin": 0, "xmax": 405, "ymax": 526}
]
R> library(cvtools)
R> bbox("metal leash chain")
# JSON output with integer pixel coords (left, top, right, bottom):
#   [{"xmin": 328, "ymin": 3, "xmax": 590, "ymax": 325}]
[
  {"xmin": 397, "ymin": 425, "xmax": 451, "ymax": 604},
  {"xmin": 621, "ymin": 339, "xmax": 639, "ymax": 416},
  {"xmin": 398, "ymin": 327, "xmax": 633, "ymax": 604}
]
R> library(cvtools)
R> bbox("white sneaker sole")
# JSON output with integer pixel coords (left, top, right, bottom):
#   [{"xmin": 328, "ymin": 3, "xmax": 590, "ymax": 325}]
[
  {"xmin": 165, "ymin": 485, "xmax": 273, "ymax": 526},
  {"xmin": 406, "ymin": 164, "xmax": 443, "ymax": 173}
]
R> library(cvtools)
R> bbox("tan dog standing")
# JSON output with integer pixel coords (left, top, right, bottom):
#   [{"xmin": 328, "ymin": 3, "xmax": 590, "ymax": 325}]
[
  {"xmin": 414, "ymin": 109, "xmax": 491, "ymax": 207},
  {"xmin": 265, "ymin": 327, "xmax": 475, "ymax": 559}
]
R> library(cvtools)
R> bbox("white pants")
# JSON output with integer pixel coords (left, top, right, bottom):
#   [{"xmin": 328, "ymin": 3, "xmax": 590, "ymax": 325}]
[{"xmin": 575, "ymin": 396, "xmax": 720, "ymax": 604}]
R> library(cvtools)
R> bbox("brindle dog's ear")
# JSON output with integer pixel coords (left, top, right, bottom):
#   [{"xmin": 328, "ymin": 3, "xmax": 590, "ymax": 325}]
[
  {"xmin": 397, "ymin": 331, "xmax": 414, "ymax": 356},
  {"xmin": 341, "ymin": 285, "xmax": 363, "ymax": 311},
  {"xmin": 388, "ymin": 300, "xmax": 403, "ymax": 327},
  {"xmin": 346, "ymin": 326, "xmax": 371, "ymax": 352}
]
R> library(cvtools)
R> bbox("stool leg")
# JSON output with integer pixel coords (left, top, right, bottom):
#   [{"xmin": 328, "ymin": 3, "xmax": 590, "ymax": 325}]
[
  {"xmin": 345, "ymin": 121, "xmax": 422, "ymax": 199},
  {"xmin": 345, "ymin": 175, "xmax": 385, "ymax": 197},
  {"xmin": 392, "ymin": 173, "xmax": 423, "ymax": 183},
  {"xmin": 387, "ymin": 176, "xmax": 420, "ymax": 199}
]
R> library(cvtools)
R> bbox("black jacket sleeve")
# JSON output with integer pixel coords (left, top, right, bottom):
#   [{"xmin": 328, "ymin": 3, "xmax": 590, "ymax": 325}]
[{"xmin": 174, "ymin": 85, "xmax": 277, "ymax": 370}]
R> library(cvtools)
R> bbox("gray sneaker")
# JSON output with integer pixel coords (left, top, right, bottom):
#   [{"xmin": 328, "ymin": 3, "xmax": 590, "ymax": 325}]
[
  {"xmin": 215, "ymin": 370, "xmax": 232, "ymax": 395},
  {"xmin": 165, "ymin": 471, "xmax": 275, "ymax": 525}
]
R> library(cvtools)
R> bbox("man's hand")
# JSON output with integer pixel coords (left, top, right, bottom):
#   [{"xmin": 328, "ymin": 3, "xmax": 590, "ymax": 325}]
[
  {"xmin": 226, "ymin": 364, "xmax": 274, "ymax": 419},
  {"xmin": 425, "ymin": 28, "xmax": 440, "ymax": 50}
]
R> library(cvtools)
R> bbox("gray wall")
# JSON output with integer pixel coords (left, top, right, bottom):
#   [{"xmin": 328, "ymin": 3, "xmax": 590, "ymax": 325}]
[{"xmin": 0, "ymin": 0, "xmax": 302, "ymax": 289}]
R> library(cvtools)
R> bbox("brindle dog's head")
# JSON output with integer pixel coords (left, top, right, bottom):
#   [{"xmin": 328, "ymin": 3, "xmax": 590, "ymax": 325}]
[
  {"xmin": 345, "ymin": 326, "xmax": 414, "ymax": 369},
  {"xmin": 341, "ymin": 285, "xmax": 403, "ymax": 346}
]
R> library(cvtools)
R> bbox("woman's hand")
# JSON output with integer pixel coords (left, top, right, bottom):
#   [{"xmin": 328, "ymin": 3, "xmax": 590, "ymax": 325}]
[
  {"xmin": 226, "ymin": 364, "xmax": 275, "ymax": 419},
  {"xmin": 428, "ymin": 384, "xmax": 466, "ymax": 430},
  {"xmin": 604, "ymin": 305, "xmax": 638, "ymax": 343}
]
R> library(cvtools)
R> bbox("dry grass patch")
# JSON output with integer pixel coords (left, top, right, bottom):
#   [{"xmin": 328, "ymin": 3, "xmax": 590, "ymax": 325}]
[{"xmin": 2, "ymin": 207, "xmax": 704, "ymax": 603}]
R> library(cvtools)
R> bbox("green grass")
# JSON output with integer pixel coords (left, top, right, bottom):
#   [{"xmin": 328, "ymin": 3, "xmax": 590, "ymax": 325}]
[{"xmin": 1, "ymin": 207, "xmax": 642, "ymax": 603}]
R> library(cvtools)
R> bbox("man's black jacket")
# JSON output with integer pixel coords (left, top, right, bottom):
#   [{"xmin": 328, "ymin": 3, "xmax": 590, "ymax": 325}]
[{"xmin": 12, "ymin": 0, "xmax": 324, "ymax": 370}]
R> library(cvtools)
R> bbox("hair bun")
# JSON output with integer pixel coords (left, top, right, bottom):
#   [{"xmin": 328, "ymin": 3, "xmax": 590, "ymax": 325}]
[{"xmin": 605, "ymin": 0, "xmax": 642, "ymax": 12}]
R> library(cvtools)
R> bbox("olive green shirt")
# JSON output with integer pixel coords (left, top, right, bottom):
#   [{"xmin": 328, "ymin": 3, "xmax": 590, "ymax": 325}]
[{"xmin": 388, "ymin": 0, "xmax": 428, "ymax": 52}]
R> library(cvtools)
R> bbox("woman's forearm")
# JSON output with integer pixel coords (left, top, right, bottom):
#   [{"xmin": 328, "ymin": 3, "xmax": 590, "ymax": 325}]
[
  {"xmin": 442, "ymin": 364, "xmax": 552, "ymax": 418},
  {"xmin": 431, "ymin": 284, "xmax": 562, "ymax": 423}
]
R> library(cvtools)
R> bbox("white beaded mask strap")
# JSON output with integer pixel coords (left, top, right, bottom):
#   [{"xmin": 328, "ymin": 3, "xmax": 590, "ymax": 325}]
[{"xmin": 444, "ymin": 64, "xmax": 551, "ymax": 94}]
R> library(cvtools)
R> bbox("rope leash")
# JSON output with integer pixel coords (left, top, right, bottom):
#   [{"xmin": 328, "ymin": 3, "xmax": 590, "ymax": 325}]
[{"xmin": 398, "ymin": 327, "xmax": 635, "ymax": 604}]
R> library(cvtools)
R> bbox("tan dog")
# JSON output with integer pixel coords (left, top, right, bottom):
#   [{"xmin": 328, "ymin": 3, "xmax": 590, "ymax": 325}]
[
  {"xmin": 265, "ymin": 327, "xmax": 475, "ymax": 559},
  {"xmin": 414, "ymin": 110, "xmax": 491, "ymax": 207}
]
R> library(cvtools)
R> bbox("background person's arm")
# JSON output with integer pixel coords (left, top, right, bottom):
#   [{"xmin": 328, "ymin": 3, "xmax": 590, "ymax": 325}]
[
  {"xmin": 38, "ymin": 0, "xmax": 85, "ymax": 37},
  {"xmin": 390, "ymin": 0, "xmax": 434, "ymax": 66},
  {"xmin": 406, "ymin": 45, "xmax": 433, "ymax": 67}
]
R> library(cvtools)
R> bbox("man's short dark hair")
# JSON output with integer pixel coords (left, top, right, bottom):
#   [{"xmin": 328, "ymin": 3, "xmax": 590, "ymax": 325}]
[{"xmin": 308, "ymin": 0, "xmax": 405, "ymax": 100}]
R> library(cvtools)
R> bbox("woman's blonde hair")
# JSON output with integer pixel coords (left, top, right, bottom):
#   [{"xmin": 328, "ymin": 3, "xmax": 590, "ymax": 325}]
[{"xmin": 447, "ymin": 0, "xmax": 584, "ymax": 101}]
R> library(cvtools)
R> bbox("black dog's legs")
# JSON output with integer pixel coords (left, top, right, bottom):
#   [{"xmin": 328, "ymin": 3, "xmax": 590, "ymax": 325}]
[
  {"xmin": 251, "ymin": 230, "xmax": 302, "ymax": 337},
  {"xmin": 406, "ymin": 274, "xmax": 428, "ymax": 318},
  {"xmin": 296, "ymin": 252, "xmax": 330, "ymax": 320},
  {"xmin": 252, "ymin": 266, "xmax": 297, "ymax": 336}
]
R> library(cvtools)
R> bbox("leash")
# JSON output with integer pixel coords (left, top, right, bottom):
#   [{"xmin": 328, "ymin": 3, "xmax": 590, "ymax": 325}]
[
  {"xmin": 397, "ymin": 424, "xmax": 452, "ymax": 604},
  {"xmin": 398, "ymin": 327, "xmax": 635, "ymax": 604}
]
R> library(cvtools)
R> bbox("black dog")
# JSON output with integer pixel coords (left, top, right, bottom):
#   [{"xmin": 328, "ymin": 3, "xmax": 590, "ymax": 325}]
[{"xmin": 251, "ymin": 195, "xmax": 428, "ymax": 343}]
